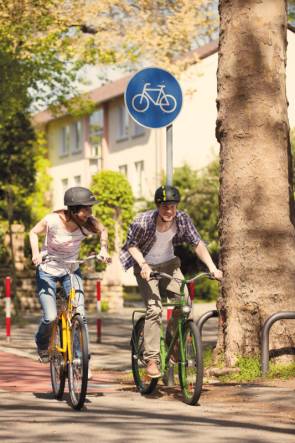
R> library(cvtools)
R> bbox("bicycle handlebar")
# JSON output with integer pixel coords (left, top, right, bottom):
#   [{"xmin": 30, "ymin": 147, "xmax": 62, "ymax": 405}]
[
  {"xmin": 149, "ymin": 271, "xmax": 214, "ymax": 283},
  {"xmin": 42, "ymin": 254, "xmax": 111, "ymax": 265}
]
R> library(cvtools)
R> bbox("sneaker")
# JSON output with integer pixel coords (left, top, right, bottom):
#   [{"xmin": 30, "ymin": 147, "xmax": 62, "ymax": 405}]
[
  {"xmin": 146, "ymin": 359, "xmax": 161, "ymax": 378},
  {"xmin": 38, "ymin": 349, "xmax": 50, "ymax": 363}
]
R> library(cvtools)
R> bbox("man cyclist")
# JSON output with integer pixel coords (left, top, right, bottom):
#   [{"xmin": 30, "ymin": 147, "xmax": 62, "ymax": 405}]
[
  {"xmin": 29, "ymin": 186, "xmax": 109, "ymax": 362},
  {"xmin": 120, "ymin": 185, "xmax": 222, "ymax": 378}
]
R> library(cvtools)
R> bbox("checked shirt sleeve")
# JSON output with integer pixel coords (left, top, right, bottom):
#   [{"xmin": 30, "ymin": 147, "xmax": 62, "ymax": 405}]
[
  {"xmin": 177, "ymin": 212, "xmax": 201, "ymax": 246},
  {"xmin": 120, "ymin": 218, "xmax": 145, "ymax": 270}
]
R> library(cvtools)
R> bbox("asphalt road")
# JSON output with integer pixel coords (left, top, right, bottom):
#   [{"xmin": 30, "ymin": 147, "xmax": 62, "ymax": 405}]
[{"xmin": 0, "ymin": 304, "xmax": 294, "ymax": 442}]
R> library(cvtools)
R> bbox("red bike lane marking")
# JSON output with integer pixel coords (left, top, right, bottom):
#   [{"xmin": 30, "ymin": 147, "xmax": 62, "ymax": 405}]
[{"xmin": 0, "ymin": 351, "xmax": 125, "ymax": 393}]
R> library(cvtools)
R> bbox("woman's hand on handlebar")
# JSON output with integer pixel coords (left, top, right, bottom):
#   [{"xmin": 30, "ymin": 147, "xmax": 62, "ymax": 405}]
[
  {"xmin": 97, "ymin": 247, "xmax": 112, "ymax": 264},
  {"xmin": 32, "ymin": 252, "xmax": 43, "ymax": 266}
]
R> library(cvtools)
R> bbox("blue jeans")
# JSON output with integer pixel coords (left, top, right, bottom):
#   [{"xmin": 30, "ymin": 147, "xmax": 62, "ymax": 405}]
[{"xmin": 35, "ymin": 267, "xmax": 85, "ymax": 351}]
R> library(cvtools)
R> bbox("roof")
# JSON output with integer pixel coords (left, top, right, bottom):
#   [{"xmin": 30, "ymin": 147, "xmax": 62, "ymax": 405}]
[{"xmin": 32, "ymin": 24, "xmax": 295, "ymax": 127}]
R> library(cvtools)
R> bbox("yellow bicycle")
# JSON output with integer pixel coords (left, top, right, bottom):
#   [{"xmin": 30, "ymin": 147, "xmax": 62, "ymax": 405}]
[{"xmin": 43, "ymin": 254, "xmax": 103, "ymax": 410}]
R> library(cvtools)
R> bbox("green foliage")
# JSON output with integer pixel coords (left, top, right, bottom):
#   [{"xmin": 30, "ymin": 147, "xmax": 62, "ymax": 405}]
[
  {"xmin": 268, "ymin": 361, "xmax": 295, "ymax": 379},
  {"xmin": 203, "ymin": 347, "xmax": 214, "ymax": 368},
  {"xmin": 175, "ymin": 160, "xmax": 220, "ymax": 256},
  {"xmin": 193, "ymin": 277, "xmax": 220, "ymax": 302},
  {"xmin": 0, "ymin": 112, "xmax": 36, "ymax": 227},
  {"xmin": 80, "ymin": 170, "xmax": 134, "ymax": 260},
  {"xmin": 25, "ymin": 131, "xmax": 52, "ymax": 223},
  {"xmin": 220, "ymin": 356, "xmax": 261, "ymax": 383},
  {"xmin": 101, "ymin": 299, "xmax": 109, "ymax": 313}
]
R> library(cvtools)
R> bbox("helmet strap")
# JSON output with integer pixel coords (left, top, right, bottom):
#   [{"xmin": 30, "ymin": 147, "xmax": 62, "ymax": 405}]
[{"xmin": 67, "ymin": 208, "xmax": 87, "ymax": 236}]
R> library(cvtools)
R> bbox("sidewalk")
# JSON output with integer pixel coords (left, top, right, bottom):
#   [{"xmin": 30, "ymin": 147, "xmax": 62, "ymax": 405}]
[{"xmin": 0, "ymin": 302, "xmax": 218, "ymax": 372}]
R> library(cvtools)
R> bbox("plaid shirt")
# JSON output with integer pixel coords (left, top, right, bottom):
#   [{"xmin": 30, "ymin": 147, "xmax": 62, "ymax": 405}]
[{"xmin": 120, "ymin": 209, "xmax": 201, "ymax": 270}]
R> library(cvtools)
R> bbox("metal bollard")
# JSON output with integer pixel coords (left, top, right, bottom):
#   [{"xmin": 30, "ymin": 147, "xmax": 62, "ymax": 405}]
[
  {"xmin": 196, "ymin": 310, "xmax": 219, "ymax": 337},
  {"xmin": 261, "ymin": 311, "xmax": 295, "ymax": 376}
]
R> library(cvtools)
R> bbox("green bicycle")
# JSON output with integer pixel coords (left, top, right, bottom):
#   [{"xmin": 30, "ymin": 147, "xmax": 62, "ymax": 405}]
[{"xmin": 131, "ymin": 271, "xmax": 213, "ymax": 406}]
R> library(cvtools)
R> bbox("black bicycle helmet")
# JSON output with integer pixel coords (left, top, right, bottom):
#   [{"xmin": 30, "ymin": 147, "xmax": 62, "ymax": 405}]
[
  {"xmin": 64, "ymin": 187, "xmax": 98, "ymax": 206},
  {"xmin": 154, "ymin": 185, "xmax": 181, "ymax": 204}
]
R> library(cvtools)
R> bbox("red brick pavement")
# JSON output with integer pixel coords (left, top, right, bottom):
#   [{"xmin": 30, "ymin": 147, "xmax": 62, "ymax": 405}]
[{"xmin": 0, "ymin": 351, "xmax": 127, "ymax": 394}]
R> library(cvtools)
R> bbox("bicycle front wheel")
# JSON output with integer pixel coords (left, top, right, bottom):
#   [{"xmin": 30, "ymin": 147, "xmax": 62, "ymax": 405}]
[
  {"xmin": 132, "ymin": 94, "xmax": 149, "ymax": 112},
  {"xmin": 131, "ymin": 316, "xmax": 158, "ymax": 395},
  {"xmin": 50, "ymin": 319, "xmax": 66, "ymax": 400},
  {"xmin": 178, "ymin": 320, "xmax": 203, "ymax": 405},
  {"xmin": 68, "ymin": 315, "xmax": 89, "ymax": 410}
]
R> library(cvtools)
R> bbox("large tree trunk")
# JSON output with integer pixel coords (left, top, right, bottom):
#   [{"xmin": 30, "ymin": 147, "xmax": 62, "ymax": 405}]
[{"xmin": 216, "ymin": 0, "xmax": 295, "ymax": 366}]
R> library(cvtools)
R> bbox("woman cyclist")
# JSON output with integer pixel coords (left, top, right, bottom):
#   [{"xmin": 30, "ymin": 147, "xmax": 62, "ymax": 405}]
[{"xmin": 29, "ymin": 186, "xmax": 109, "ymax": 362}]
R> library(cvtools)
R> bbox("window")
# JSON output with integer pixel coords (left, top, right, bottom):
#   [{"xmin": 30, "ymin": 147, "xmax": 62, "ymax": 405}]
[
  {"xmin": 60, "ymin": 126, "xmax": 70, "ymax": 156},
  {"xmin": 74, "ymin": 175, "xmax": 81, "ymax": 185},
  {"xmin": 61, "ymin": 178, "xmax": 69, "ymax": 193},
  {"xmin": 119, "ymin": 164, "xmax": 128, "ymax": 177},
  {"xmin": 89, "ymin": 109, "xmax": 103, "ymax": 158},
  {"xmin": 117, "ymin": 104, "xmax": 129, "ymax": 140},
  {"xmin": 71, "ymin": 121, "xmax": 82, "ymax": 154},
  {"xmin": 134, "ymin": 161, "xmax": 144, "ymax": 198},
  {"xmin": 132, "ymin": 121, "xmax": 145, "ymax": 138}
]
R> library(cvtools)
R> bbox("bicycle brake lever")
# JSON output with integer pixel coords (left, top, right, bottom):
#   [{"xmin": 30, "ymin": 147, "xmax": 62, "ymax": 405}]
[{"xmin": 150, "ymin": 271, "xmax": 161, "ymax": 280}]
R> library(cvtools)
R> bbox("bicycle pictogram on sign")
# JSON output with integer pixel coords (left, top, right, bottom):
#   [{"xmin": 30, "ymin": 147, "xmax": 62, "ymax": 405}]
[{"xmin": 132, "ymin": 83, "xmax": 177, "ymax": 114}]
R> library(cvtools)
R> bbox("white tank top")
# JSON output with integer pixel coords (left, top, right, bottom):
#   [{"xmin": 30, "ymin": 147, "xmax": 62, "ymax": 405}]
[
  {"xmin": 144, "ymin": 223, "xmax": 176, "ymax": 265},
  {"xmin": 39, "ymin": 213, "xmax": 91, "ymax": 277}
]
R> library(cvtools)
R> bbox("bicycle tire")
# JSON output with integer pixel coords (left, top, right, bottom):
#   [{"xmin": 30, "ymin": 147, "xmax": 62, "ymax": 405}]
[
  {"xmin": 68, "ymin": 314, "xmax": 89, "ymax": 410},
  {"xmin": 131, "ymin": 316, "xmax": 158, "ymax": 395},
  {"xmin": 159, "ymin": 94, "xmax": 177, "ymax": 113},
  {"xmin": 132, "ymin": 94, "xmax": 149, "ymax": 112},
  {"xmin": 178, "ymin": 320, "xmax": 203, "ymax": 405},
  {"xmin": 50, "ymin": 319, "xmax": 66, "ymax": 400}
]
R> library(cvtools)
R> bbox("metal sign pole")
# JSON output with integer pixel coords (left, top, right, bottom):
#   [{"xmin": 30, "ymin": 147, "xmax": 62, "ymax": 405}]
[{"xmin": 166, "ymin": 123, "xmax": 173, "ymax": 186}]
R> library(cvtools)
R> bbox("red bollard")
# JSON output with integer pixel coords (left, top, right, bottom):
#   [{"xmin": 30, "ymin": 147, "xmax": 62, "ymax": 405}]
[
  {"xmin": 5, "ymin": 277, "xmax": 11, "ymax": 342},
  {"xmin": 188, "ymin": 281, "xmax": 195, "ymax": 302},
  {"xmin": 96, "ymin": 281, "xmax": 102, "ymax": 343}
]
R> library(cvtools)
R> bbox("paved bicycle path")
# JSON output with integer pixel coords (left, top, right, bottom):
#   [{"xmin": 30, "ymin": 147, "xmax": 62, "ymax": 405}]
[{"xmin": 0, "ymin": 351, "xmax": 126, "ymax": 394}]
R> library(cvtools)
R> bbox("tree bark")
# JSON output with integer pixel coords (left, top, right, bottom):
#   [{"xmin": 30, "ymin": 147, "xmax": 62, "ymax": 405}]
[{"xmin": 216, "ymin": 0, "xmax": 295, "ymax": 365}]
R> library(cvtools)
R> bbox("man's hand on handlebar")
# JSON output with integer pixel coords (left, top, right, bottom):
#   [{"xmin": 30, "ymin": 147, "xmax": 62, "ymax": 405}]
[
  {"xmin": 140, "ymin": 262, "xmax": 152, "ymax": 280},
  {"xmin": 209, "ymin": 268, "xmax": 223, "ymax": 281}
]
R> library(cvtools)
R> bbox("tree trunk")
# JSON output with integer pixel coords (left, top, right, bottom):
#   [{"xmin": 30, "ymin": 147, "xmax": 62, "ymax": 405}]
[{"xmin": 216, "ymin": 0, "xmax": 295, "ymax": 365}]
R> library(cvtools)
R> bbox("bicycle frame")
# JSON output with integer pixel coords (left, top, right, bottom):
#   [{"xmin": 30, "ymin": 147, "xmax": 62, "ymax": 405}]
[
  {"xmin": 49, "ymin": 284, "xmax": 76, "ymax": 363},
  {"xmin": 141, "ymin": 83, "xmax": 167, "ymax": 105},
  {"xmin": 131, "ymin": 277, "xmax": 190, "ymax": 374}
]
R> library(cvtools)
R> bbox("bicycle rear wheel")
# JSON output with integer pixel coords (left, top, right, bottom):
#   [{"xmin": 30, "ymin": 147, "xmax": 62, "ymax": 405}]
[
  {"xmin": 68, "ymin": 315, "xmax": 89, "ymax": 410},
  {"xmin": 131, "ymin": 316, "xmax": 158, "ymax": 395},
  {"xmin": 50, "ymin": 319, "xmax": 66, "ymax": 400},
  {"xmin": 178, "ymin": 320, "xmax": 203, "ymax": 405}
]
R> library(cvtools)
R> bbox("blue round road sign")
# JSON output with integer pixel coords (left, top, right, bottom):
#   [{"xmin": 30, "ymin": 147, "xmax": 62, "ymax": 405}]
[{"xmin": 125, "ymin": 67, "xmax": 183, "ymax": 129}]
